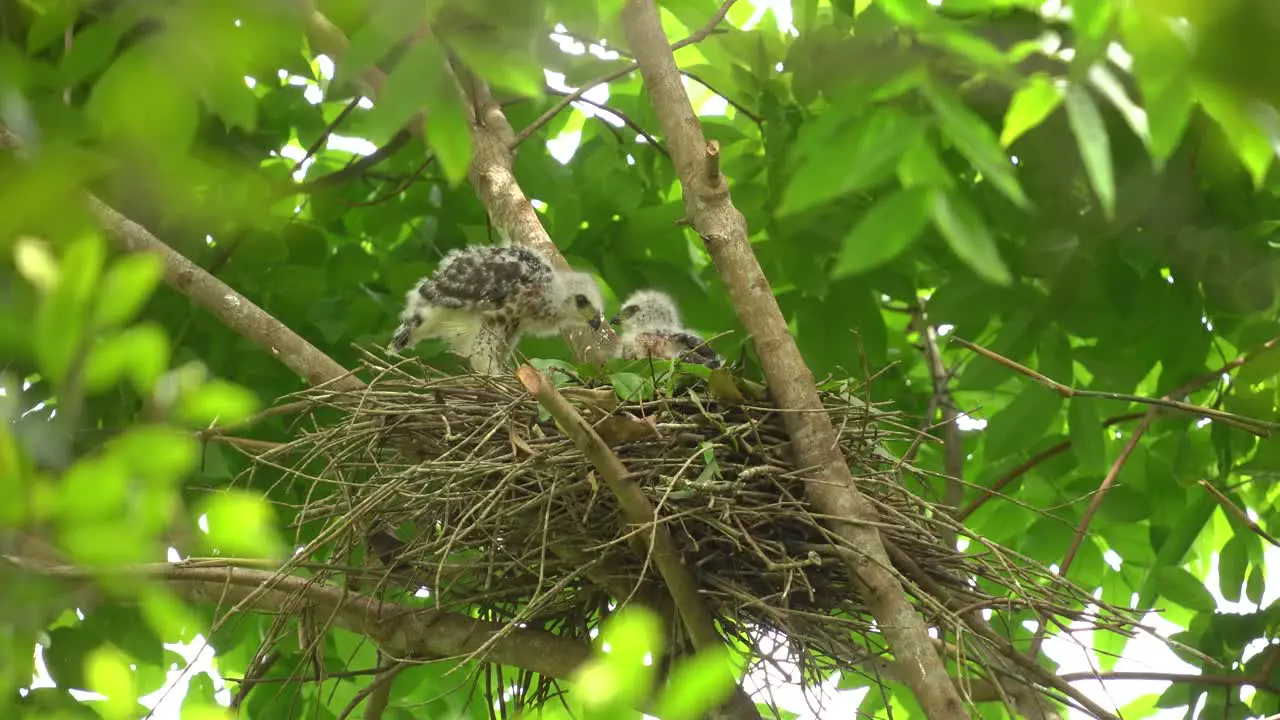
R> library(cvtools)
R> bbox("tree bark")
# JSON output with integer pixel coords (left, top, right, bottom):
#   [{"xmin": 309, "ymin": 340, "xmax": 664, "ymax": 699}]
[{"xmin": 619, "ymin": 2, "xmax": 970, "ymax": 717}]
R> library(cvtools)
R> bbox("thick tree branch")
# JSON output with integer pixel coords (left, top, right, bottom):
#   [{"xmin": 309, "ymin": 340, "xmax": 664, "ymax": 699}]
[
  {"xmin": 6, "ymin": 557, "xmax": 590, "ymax": 679},
  {"xmin": 618, "ymin": 2, "xmax": 969, "ymax": 718},
  {"xmin": 516, "ymin": 365, "xmax": 760, "ymax": 720},
  {"xmin": 0, "ymin": 127, "xmax": 364, "ymax": 394}
]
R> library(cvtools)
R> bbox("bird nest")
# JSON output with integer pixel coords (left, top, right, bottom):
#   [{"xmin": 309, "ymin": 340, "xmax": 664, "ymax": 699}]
[{"xmin": 255, "ymin": 354, "xmax": 1138, "ymax": 713}]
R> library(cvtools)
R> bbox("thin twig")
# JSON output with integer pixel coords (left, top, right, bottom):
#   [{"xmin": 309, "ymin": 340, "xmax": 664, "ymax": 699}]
[
  {"xmin": 950, "ymin": 336, "xmax": 1276, "ymax": 436},
  {"xmin": 294, "ymin": 97, "xmax": 361, "ymax": 174},
  {"xmin": 1197, "ymin": 480, "xmax": 1280, "ymax": 548},
  {"xmin": 512, "ymin": 0, "xmax": 739, "ymax": 147},
  {"xmin": 954, "ymin": 412, "xmax": 1146, "ymax": 521},
  {"xmin": 544, "ymin": 88, "xmax": 669, "ymax": 157},
  {"xmin": 297, "ymin": 130, "xmax": 412, "ymax": 194},
  {"xmin": 917, "ymin": 311, "xmax": 964, "ymax": 544}
]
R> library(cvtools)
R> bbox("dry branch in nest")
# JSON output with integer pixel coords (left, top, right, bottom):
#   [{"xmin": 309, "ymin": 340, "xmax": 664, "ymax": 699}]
[{"xmin": 251, "ymin": 353, "xmax": 1139, "ymax": 715}]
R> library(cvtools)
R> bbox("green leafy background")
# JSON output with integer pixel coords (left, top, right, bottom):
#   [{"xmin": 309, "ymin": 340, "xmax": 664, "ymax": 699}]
[{"xmin": 2, "ymin": 0, "xmax": 1279, "ymax": 718}]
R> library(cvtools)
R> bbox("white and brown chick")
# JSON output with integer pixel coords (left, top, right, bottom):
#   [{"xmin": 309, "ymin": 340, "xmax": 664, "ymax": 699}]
[{"xmin": 388, "ymin": 245, "xmax": 605, "ymax": 375}]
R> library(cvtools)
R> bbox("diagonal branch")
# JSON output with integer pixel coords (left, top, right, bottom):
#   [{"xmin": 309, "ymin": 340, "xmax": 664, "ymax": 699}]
[
  {"xmin": 515, "ymin": 365, "xmax": 761, "ymax": 720},
  {"xmin": 617, "ymin": 2, "xmax": 969, "ymax": 718},
  {"xmin": 0, "ymin": 127, "xmax": 364, "ymax": 394}
]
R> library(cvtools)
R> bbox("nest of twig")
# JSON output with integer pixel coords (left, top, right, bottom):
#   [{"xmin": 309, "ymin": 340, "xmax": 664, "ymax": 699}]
[{"xmin": 255, "ymin": 354, "xmax": 1137, "ymax": 715}]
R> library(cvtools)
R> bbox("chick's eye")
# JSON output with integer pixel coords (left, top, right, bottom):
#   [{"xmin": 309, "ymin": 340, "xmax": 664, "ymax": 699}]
[{"xmin": 575, "ymin": 294, "xmax": 590, "ymax": 308}]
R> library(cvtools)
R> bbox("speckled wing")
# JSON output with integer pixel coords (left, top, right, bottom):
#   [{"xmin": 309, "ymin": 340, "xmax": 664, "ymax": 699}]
[
  {"xmin": 419, "ymin": 247, "xmax": 552, "ymax": 311},
  {"xmin": 667, "ymin": 331, "xmax": 722, "ymax": 369}
]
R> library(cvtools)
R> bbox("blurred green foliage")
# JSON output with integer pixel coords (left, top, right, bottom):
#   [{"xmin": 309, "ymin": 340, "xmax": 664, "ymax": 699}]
[{"xmin": 1, "ymin": 0, "xmax": 1279, "ymax": 718}]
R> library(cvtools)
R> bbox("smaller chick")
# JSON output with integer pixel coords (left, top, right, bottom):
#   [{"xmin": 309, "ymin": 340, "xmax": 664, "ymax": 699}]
[{"xmin": 610, "ymin": 289, "xmax": 723, "ymax": 369}]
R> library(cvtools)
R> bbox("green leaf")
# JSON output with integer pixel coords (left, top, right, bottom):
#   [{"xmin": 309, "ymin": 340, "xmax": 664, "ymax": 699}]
[
  {"xmin": 1155, "ymin": 566, "xmax": 1217, "ymax": 613},
  {"xmin": 176, "ymin": 379, "xmax": 262, "ymax": 428},
  {"xmin": 95, "ymin": 253, "xmax": 164, "ymax": 328},
  {"xmin": 1063, "ymin": 84, "xmax": 1116, "ymax": 219},
  {"xmin": 60, "ymin": 15, "xmax": 128, "ymax": 88},
  {"xmin": 652, "ymin": 646, "xmax": 738, "ymax": 720},
  {"xmin": 59, "ymin": 454, "xmax": 128, "ymax": 521},
  {"xmin": 84, "ymin": 644, "xmax": 137, "ymax": 718},
  {"xmin": 609, "ymin": 372, "xmax": 651, "ymax": 402},
  {"xmin": 1195, "ymin": 80, "xmax": 1274, "ymax": 189},
  {"xmin": 831, "ymin": 187, "xmax": 932, "ymax": 278},
  {"xmin": 779, "ymin": 108, "xmax": 927, "ymax": 216},
  {"xmin": 198, "ymin": 490, "xmax": 285, "ymax": 558},
  {"xmin": 983, "ymin": 386, "xmax": 1064, "ymax": 462},
  {"xmin": 1245, "ymin": 565, "xmax": 1265, "ymax": 605},
  {"xmin": 1000, "ymin": 74, "xmax": 1063, "ymax": 146},
  {"xmin": 929, "ymin": 190, "xmax": 1011, "ymax": 285},
  {"xmin": 920, "ymin": 78, "xmax": 1030, "ymax": 208},
  {"xmin": 108, "ymin": 426, "xmax": 200, "ymax": 484},
  {"xmin": 87, "ymin": 40, "xmax": 198, "ymax": 153},
  {"xmin": 82, "ymin": 324, "xmax": 171, "ymax": 396},
  {"xmin": 1068, "ymin": 398, "xmax": 1107, "ymax": 476},
  {"xmin": 1217, "ymin": 533, "xmax": 1249, "ymax": 603}
]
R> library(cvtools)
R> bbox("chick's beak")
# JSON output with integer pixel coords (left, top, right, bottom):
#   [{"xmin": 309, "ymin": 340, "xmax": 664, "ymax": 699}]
[
  {"xmin": 608, "ymin": 314, "xmax": 620, "ymax": 327},
  {"xmin": 588, "ymin": 313, "xmax": 603, "ymax": 330}
]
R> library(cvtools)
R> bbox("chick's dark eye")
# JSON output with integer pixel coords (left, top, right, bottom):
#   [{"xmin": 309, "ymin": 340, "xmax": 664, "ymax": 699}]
[{"xmin": 575, "ymin": 294, "xmax": 590, "ymax": 308}]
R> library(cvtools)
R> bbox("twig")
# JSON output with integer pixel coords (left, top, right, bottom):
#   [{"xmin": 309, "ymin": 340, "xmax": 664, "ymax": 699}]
[
  {"xmin": 511, "ymin": 0, "xmax": 739, "ymax": 148},
  {"xmin": 618, "ymin": 1, "xmax": 971, "ymax": 718},
  {"xmin": 229, "ymin": 651, "xmax": 279, "ymax": 711},
  {"xmin": 950, "ymin": 336, "xmax": 1275, "ymax": 436},
  {"xmin": 544, "ymin": 88, "xmax": 669, "ymax": 157},
  {"xmin": 1060, "ymin": 669, "xmax": 1278, "ymax": 692},
  {"xmin": 917, "ymin": 312, "xmax": 964, "ymax": 544},
  {"xmin": 515, "ymin": 365, "xmax": 761, "ymax": 720},
  {"xmin": 296, "ymin": 130, "xmax": 413, "ymax": 194},
  {"xmin": 1198, "ymin": 480, "xmax": 1280, "ymax": 548},
  {"xmin": 294, "ymin": 97, "xmax": 361, "ymax": 174},
  {"xmin": 705, "ymin": 139, "xmax": 722, "ymax": 185},
  {"xmin": 954, "ymin": 412, "xmax": 1146, "ymax": 521},
  {"xmin": 681, "ymin": 70, "xmax": 764, "ymax": 125},
  {"xmin": 959, "ymin": 334, "xmax": 1280, "ymax": 520},
  {"xmin": 334, "ymin": 661, "xmax": 406, "ymax": 720}
]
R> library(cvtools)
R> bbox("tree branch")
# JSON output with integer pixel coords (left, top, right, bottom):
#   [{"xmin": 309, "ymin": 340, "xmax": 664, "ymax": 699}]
[
  {"xmin": 618, "ymin": 2, "xmax": 969, "ymax": 718},
  {"xmin": 1197, "ymin": 479, "xmax": 1280, "ymax": 548},
  {"xmin": 0, "ymin": 127, "xmax": 365, "ymax": 394},
  {"xmin": 544, "ymin": 88, "xmax": 669, "ymax": 157},
  {"xmin": 515, "ymin": 365, "xmax": 760, "ymax": 720},
  {"xmin": 6, "ymin": 557, "xmax": 590, "ymax": 679}
]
